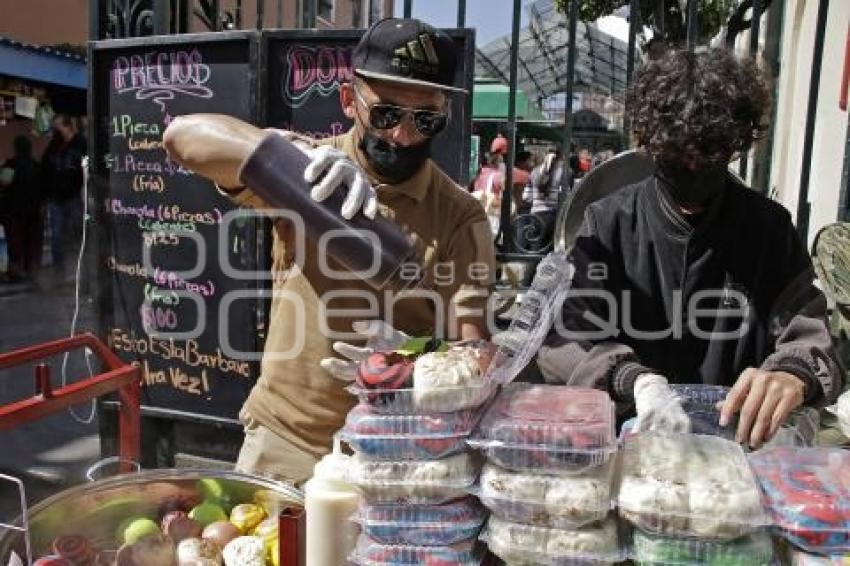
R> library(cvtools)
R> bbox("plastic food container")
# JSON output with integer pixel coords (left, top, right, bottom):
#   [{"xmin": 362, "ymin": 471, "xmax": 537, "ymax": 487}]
[
  {"xmin": 749, "ymin": 447, "xmax": 850, "ymax": 555},
  {"xmin": 620, "ymin": 385, "xmax": 819, "ymax": 449},
  {"xmin": 468, "ymin": 384, "xmax": 617, "ymax": 475},
  {"xmin": 350, "ymin": 534, "xmax": 484, "ymax": 565},
  {"xmin": 631, "ymin": 529, "xmax": 775, "ymax": 565},
  {"xmin": 480, "ymin": 515, "xmax": 625, "ymax": 566},
  {"xmin": 618, "ymin": 432, "xmax": 767, "ymax": 540},
  {"xmin": 346, "ymin": 382, "xmax": 497, "ymax": 415},
  {"xmin": 353, "ymin": 497, "xmax": 487, "ymax": 546},
  {"xmin": 339, "ymin": 404, "xmax": 482, "ymax": 460},
  {"xmin": 346, "ymin": 452, "xmax": 479, "ymax": 505},
  {"xmin": 476, "ymin": 461, "xmax": 615, "ymax": 529}
]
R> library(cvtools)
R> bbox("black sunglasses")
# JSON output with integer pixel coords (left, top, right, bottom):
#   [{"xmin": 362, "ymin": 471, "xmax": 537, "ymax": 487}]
[{"xmin": 354, "ymin": 84, "xmax": 448, "ymax": 137}]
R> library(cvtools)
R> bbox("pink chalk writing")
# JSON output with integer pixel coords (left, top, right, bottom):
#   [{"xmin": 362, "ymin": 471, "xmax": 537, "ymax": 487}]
[
  {"xmin": 283, "ymin": 45, "xmax": 353, "ymax": 108},
  {"xmin": 112, "ymin": 49, "xmax": 213, "ymax": 111}
]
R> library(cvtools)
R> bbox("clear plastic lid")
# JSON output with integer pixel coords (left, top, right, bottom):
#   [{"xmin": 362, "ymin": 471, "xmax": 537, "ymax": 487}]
[
  {"xmin": 353, "ymin": 497, "xmax": 487, "ymax": 546},
  {"xmin": 749, "ymin": 447, "xmax": 850, "ymax": 555},
  {"xmin": 350, "ymin": 534, "xmax": 484, "ymax": 565},
  {"xmin": 618, "ymin": 432, "xmax": 768, "ymax": 540},
  {"xmin": 339, "ymin": 404, "xmax": 482, "ymax": 460},
  {"xmin": 480, "ymin": 515, "xmax": 626, "ymax": 565},
  {"xmin": 619, "ymin": 384, "xmax": 819, "ymax": 449},
  {"xmin": 631, "ymin": 529, "xmax": 775, "ymax": 565},
  {"xmin": 346, "ymin": 383, "xmax": 497, "ymax": 415},
  {"xmin": 346, "ymin": 452, "xmax": 480, "ymax": 505},
  {"xmin": 476, "ymin": 461, "xmax": 615, "ymax": 529},
  {"xmin": 469, "ymin": 384, "xmax": 616, "ymax": 475}
]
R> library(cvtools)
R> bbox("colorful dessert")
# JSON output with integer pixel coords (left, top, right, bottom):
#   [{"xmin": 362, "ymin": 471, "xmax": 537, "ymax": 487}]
[
  {"xmin": 222, "ymin": 536, "xmax": 266, "ymax": 566},
  {"xmin": 229, "ymin": 504, "xmax": 266, "ymax": 534},
  {"xmin": 479, "ymin": 461, "xmax": 613, "ymax": 528},
  {"xmin": 350, "ymin": 534, "xmax": 482, "ymax": 565},
  {"xmin": 470, "ymin": 383, "xmax": 616, "ymax": 474},
  {"xmin": 121, "ymin": 519, "xmax": 161, "ymax": 545},
  {"xmin": 253, "ymin": 518, "xmax": 280, "ymax": 566},
  {"xmin": 618, "ymin": 432, "xmax": 766, "ymax": 540},
  {"xmin": 161, "ymin": 511, "xmax": 202, "ymax": 543},
  {"xmin": 202, "ymin": 520, "xmax": 241, "ymax": 549},
  {"xmin": 357, "ymin": 352, "xmax": 415, "ymax": 390},
  {"xmin": 632, "ymin": 529, "xmax": 775, "ymax": 565},
  {"xmin": 51, "ymin": 535, "xmax": 97, "ymax": 565},
  {"xmin": 411, "ymin": 342, "xmax": 496, "ymax": 411},
  {"xmin": 340, "ymin": 403, "xmax": 480, "ymax": 460},
  {"xmin": 175, "ymin": 537, "xmax": 223, "ymax": 565},
  {"xmin": 115, "ymin": 533, "xmax": 176, "ymax": 566},
  {"xmin": 188, "ymin": 502, "xmax": 228, "ymax": 529},
  {"xmin": 354, "ymin": 497, "xmax": 486, "ymax": 546},
  {"xmin": 347, "ymin": 452, "xmax": 478, "ymax": 504},
  {"xmin": 750, "ymin": 447, "xmax": 850, "ymax": 554}
]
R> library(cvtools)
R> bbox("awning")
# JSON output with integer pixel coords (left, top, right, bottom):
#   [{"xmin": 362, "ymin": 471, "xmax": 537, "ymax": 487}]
[
  {"xmin": 473, "ymin": 81, "xmax": 547, "ymax": 120},
  {"xmin": 0, "ymin": 37, "xmax": 87, "ymax": 90}
]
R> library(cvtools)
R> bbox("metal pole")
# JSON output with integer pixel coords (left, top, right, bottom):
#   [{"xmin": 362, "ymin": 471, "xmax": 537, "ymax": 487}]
[
  {"xmin": 796, "ymin": 0, "xmax": 830, "ymax": 241},
  {"xmin": 686, "ymin": 0, "xmax": 698, "ymax": 52},
  {"xmin": 738, "ymin": 0, "xmax": 762, "ymax": 180},
  {"xmin": 562, "ymin": 0, "xmax": 579, "ymax": 158},
  {"xmin": 153, "ymin": 0, "xmax": 169, "ymax": 35},
  {"xmin": 257, "ymin": 0, "xmax": 265, "ymax": 28},
  {"xmin": 89, "ymin": 0, "xmax": 103, "ymax": 39},
  {"xmin": 404, "ymin": 0, "xmax": 412, "ymax": 18},
  {"xmin": 457, "ymin": 0, "xmax": 466, "ymax": 27},
  {"xmin": 623, "ymin": 0, "xmax": 639, "ymax": 147},
  {"xmin": 212, "ymin": 0, "xmax": 220, "ymax": 30},
  {"xmin": 499, "ymin": 0, "xmax": 522, "ymax": 251},
  {"xmin": 277, "ymin": 0, "xmax": 283, "ymax": 27},
  {"xmin": 305, "ymin": 0, "xmax": 317, "ymax": 27},
  {"xmin": 840, "ymin": 119, "xmax": 850, "ymax": 222}
]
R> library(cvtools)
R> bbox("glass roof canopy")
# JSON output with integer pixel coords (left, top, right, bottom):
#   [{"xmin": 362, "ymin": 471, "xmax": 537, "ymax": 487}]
[{"xmin": 474, "ymin": 0, "xmax": 640, "ymax": 105}]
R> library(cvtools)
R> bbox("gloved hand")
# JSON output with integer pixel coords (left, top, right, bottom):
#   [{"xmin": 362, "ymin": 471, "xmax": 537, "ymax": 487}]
[
  {"xmin": 266, "ymin": 129, "xmax": 378, "ymax": 220},
  {"xmin": 320, "ymin": 320, "xmax": 409, "ymax": 382},
  {"xmin": 827, "ymin": 389, "xmax": 850, "ymax": 438},
  {"xmin": 633, "ymin": 373, "xmax": 691, "ymax": 433}
]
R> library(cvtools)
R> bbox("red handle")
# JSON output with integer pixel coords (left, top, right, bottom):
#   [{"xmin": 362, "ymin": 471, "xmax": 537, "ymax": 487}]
[{"xmin": 840, "ymin": 21, "xmax": 850, "ymax": 110}]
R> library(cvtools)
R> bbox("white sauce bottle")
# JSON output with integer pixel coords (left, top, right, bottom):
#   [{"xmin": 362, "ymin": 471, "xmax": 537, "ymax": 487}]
[{"xmin": 304, "ymin": 437, "xmax": 361, "ymax": 566}]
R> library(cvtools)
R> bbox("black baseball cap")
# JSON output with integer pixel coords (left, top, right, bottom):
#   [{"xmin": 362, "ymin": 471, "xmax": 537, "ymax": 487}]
[{"xmin": 352, "ymin": 17, "xmax": 467, "ymax": 94}]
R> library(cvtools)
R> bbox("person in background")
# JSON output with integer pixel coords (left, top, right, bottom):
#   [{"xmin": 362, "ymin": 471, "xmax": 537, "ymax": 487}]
[
  {"xmin": 0, "ymin": 136, "xmax": 42, "ymax": 281},
  {"xmin": 164, "ymin": 17, "xmax": 495, "ymax": 483},
  {"xmin": 41, "ymin": 114, "xmax": 85, "ymax": 278},
  {"xmin": 512, "ymin": 150, "xmax": 533, "ymax": 213},
  {"xmin": 532, "ymin": 48, "xmax": 842, "ymax": 448}
]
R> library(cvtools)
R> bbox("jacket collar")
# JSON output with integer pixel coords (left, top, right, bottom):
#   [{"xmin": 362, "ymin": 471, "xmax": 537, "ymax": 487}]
[{"xmin": 648, "ymin": 172, "xmax": 730, "ymax": 241}]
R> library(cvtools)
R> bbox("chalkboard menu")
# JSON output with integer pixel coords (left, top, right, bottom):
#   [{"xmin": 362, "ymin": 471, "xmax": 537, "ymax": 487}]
[
  {"xmin": 261, "ymin": 29, "xmax": 475, "ymax": 185},
  {"xmin": 90, "ymin": 33, "xmax": 262, "ymax": 421}
]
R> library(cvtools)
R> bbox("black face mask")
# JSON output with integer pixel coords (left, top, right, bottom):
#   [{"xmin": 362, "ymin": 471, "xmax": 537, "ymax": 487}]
[
  {"xmin": 657, "ymin": 163, "xmax": 727, "ymax": 208},
  {"xmin": 358, "ymin": 129, "xmax": 432, "ymax": 183}
]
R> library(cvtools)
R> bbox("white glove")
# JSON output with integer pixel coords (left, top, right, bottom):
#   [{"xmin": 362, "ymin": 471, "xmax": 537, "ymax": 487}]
[
  {"xmin": 826, "ymin": 390, "xmax": 850, "ymax": 437},
  {"xmin": 265, "ymin": 129, "xmax": 378, "ymax": 220},
  {"xmin": 320, "ymin": 320, "xmax": 409, "ymax": 382},
  {"xmin": 633, "ymin": 373, "xmax": 691, "ymax": 433},
  {"xmin": 304, "ymin": 145, "xmax": 378, "ymax": 220}
]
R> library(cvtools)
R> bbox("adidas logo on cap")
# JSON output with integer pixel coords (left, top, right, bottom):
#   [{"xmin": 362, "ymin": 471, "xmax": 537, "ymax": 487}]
[{"xmin": 392, "ymin": 33, "xmax": 440, "ymax": 78}]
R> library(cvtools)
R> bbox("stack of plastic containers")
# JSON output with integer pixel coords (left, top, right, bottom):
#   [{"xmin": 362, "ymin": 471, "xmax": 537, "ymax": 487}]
[
  {"xmin": 749, "ymin": 447, "xmax": 850, "ymax": 561},
  {"xmin": 469, "ymin": 383, "xmax": 623, "ymax": 565},
  {"xmin": 618, "ymin": 431, "xmax": 774, "ymax": 565},
  {"xmin": 341, "ymin": 341, "xmax": 497, "ymax": 565}
]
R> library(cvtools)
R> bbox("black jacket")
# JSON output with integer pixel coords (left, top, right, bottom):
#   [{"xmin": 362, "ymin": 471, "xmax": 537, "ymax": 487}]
[
  {"xmin": 41, "ymin": 133, "xmax": 85, "ymax": 202},
  {"xmin": 536, "ymin": 175, "xmax": 841, "ymax": 406}
]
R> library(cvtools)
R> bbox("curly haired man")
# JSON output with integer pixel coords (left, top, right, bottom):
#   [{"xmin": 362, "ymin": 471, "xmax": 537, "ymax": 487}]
[{"xmin": 533, "ymin": 49, "xmax": 842, "ymax": 448}]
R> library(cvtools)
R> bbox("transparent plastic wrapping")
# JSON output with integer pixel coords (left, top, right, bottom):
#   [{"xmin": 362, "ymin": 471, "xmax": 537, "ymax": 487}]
[
  {"xmin": 469, "ymin": 383, "xmax": 617, "ymax": 475},
  {"xmin": 353, "ymin": 497, "xmax": 487, "ymax": 546},
  {"xmin": 348, "ymin": 342, "xmax": 497, "ymax": 415},
  {"xmin": 788, "ymin": 548, "xmax": 850, "ymax": 565},
  {"xmin": 487, "ymin": 251, "xmax": 574, "ymax": 386},
  {"xmin": 618, "ymin": 432, "xmax": 767, "ymax": 540},
  {"xmin": 346, "ymin": 452, "xmax": 479, "ymax": 505},
  {"xmin": 480, "ymin": 515, "xmax": 625, "ymax": 565},
  {"xmin": 350, "ymin": 534, "xmax": 483, "ymax": 565},
  {"xmin": 620, "ymin": 385, "xmax": 819, "ymax": 449},
  {"xmin": 476, "ymin": 461, "xmax": 615, "ymax": 528},
  {"xmin": 340, "ymin": 404, "xmax": 482, "ymax": 460},
  {"xmin": 749, "ymin": 447, "xmax": 850, "ymax": 555},
  {"xmin": 631, "ymin": 529, "xmax": 775, "ymax": 565}
]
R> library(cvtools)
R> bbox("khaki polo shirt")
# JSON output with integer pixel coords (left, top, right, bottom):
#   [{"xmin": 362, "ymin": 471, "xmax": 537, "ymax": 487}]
[{"xmin": 224, "ymin": 128, "xmax": 496, "ymax": 465}]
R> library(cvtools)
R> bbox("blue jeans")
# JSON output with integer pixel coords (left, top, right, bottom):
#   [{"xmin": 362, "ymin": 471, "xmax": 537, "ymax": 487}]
[{"xmin": 48, "ymin": 197, "xmax": 83, "ymax": 271}]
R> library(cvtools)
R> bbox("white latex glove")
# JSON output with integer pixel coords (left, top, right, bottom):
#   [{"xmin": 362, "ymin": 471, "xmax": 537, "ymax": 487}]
[
  {"xmin": 265, "ymin": 129, "xmax": 378, "ymax": 220},
  {"xmin": 826, "ymin": 390, "xmax": 850, "ymax": 437},
  {"xmin": 320, "ymin": 320, "xmax": 410, "ymax": 382},
  {"xmin": 633, "ymin": 373, "xmax": 691, "ymax": 433},
  {"xmin": 304, "ymin": 145, "xmax": 378, "ymax": 220}
]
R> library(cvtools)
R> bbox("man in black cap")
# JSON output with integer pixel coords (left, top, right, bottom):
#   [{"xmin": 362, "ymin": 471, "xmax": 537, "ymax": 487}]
[{"xmin": 164, "ymin": 18, "xmax": 495, "ymax": 482}]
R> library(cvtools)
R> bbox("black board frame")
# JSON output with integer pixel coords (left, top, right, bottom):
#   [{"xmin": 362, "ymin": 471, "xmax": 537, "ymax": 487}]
[{"xmin": 89, "ymin": 31, "xmax": 264, "ymax": 428}]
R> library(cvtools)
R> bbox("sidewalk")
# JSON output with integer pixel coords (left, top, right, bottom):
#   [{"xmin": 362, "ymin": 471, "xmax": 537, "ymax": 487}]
[{"xmin": 0, "ymin": 274, "xmax": 101, "ymax": 522}]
